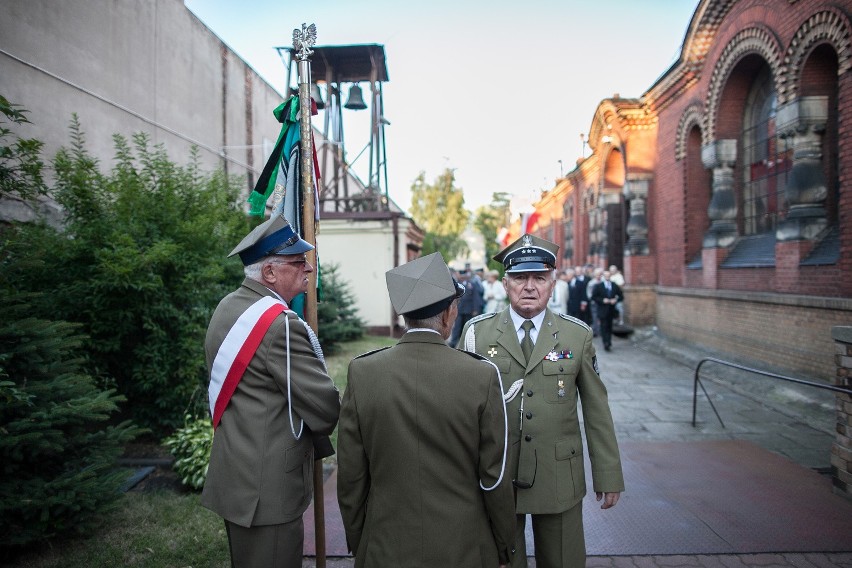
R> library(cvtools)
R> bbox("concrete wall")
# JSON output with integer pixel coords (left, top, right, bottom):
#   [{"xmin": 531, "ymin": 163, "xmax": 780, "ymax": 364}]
[
  {"xmin": 0, "ymin": 0, "xmax": 283, "ymax": 220},
  {"xmin": 1, "ymin": 1, "xmax": 427, "ymax": 333}
]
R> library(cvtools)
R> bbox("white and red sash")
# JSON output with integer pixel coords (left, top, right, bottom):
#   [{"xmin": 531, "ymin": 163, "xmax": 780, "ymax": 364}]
[{"xmin": 208, "ymin": 296, "xmax": 286, "ymax": 428}]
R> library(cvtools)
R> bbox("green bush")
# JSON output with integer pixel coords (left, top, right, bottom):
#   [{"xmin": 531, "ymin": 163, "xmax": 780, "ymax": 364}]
[
  {"xmin": 163, "ymin": 415, "xmax": 213, "ymax": 490},
  {"xmin": 0, "ymin": 98, "xmax": 142, "ymax": 551},
  {"xmin": 5, "ymin": 115, "xmax": 252, "ymax": 435}
]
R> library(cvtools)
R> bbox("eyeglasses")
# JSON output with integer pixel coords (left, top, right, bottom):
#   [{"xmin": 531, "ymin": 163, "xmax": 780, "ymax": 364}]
[{"xmin": 267, "ymin": 257, "xmax": 310, "ymax": 268}]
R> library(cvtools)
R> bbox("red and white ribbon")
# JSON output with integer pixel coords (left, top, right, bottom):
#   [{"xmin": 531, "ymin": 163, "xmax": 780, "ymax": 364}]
[{"xmin": 209, "ymin": 296, "xmax": 286, "ymax": 428}]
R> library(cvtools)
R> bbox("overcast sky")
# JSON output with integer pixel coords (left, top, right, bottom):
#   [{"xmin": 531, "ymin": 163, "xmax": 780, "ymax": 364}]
[{"xmin": 184, "ymin": 0, "xmax": 699, "ymax": 214}]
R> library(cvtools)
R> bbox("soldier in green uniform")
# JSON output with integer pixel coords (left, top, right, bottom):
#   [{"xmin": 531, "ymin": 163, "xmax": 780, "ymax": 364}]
[
  {"xmin": 338, "ymin": 252, "xmax": 516, "ymax": 567},
  {"xmin": 459, "ymin": 234, "xmax": 625, "ymax": 568}
]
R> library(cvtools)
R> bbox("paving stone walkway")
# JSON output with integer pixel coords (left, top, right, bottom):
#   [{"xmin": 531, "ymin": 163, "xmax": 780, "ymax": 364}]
[{"xmin": 302, "ymin": 330, "xmax": 851, "ymax": 567}]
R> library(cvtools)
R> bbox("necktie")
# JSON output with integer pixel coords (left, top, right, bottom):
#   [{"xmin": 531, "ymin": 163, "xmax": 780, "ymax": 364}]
[{"xmin": 521, "ymin": 320, "xmax": 534, "ymax": 363}]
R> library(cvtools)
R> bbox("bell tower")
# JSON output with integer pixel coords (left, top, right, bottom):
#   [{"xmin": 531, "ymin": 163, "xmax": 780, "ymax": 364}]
[{"xmin": 276, "ymin": 43, "xmax": 390, "ymax": 213}]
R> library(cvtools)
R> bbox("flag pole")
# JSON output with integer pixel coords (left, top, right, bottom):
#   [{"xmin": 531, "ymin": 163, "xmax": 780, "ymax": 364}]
[{"xmin": 293, "ymin": 23, "xmax": 325, "ymax": 568}]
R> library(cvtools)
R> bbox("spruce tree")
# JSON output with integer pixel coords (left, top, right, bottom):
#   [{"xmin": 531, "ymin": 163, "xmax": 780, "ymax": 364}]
[
  {"xmin": 0, "ymin": 289, "xmax": 140, "ymax": 550},
  {"xmin": 317, "ymin": 263, "xmax": 364, "ymax": 354}
]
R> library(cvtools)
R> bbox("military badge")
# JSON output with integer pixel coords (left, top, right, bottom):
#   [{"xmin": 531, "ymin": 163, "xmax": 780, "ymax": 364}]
[
  {"xmin": 543, "ymin": 349, "xmax": 573, "ymax": 361},
  {"xmin": 557, "ymin": 379, "xmax": 565, "ymax": 398},
  {"xmin": 487, "ymin": 345, "xmax": 498, "ymax": 358}
]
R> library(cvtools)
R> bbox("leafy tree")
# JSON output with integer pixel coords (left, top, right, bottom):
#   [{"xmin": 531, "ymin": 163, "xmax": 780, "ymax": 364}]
[
  {"xmin": 409, "ymin": 168, "xmax": 470, "ymax": 260},
  {"xmin": 5, "ymin": 114, "xmax": 250, "ymax": 435},
  {"xmin": 0, "ymin": 94, "xmax": 47, "ymax": 202},
  {"xmin": 474, "ymin": 191, "xmax": 513, "ymax": 272}
]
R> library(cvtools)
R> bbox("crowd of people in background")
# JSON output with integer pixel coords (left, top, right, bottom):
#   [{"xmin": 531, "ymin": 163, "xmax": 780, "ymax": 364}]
[{"xmin": 448, "ymin": 262, "xmax": 626, "ymax": 350}]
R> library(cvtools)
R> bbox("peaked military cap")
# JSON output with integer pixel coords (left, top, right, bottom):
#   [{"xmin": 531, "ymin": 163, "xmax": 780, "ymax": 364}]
[
  {"xmin": 494, "ymin": 233, "xmax": 559, "ymax": 273},
  {"xmin": 386, "ymin": 252, "xmax": 465, "ymax": 319},
  {"xmin": 228, "ymin": 213, "xmax": 314, "ymax": 266}
]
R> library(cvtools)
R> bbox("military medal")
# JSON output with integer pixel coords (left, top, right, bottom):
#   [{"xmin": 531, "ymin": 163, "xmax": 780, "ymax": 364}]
[
  {"xmin": 557, "ymin": 379, "xmax": 565, "ymax": 398},
  {"xmin": 543, "ymin": 349, "xmax": 573, "ymax": 361}
]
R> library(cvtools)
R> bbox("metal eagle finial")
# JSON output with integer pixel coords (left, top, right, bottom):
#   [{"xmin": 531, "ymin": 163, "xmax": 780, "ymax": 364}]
[{"xmin": 293, "ymin": 23, "xmax": 317, "ymax": 61}]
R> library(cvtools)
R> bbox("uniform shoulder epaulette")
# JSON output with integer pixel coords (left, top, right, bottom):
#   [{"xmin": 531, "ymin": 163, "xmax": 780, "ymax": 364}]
[
  {"xmin": 468, "ymin": 312, "xmax": 497, "ymax": 325},
  {"xmin": 352, "ymin": 346, "xmax": 392, "ymax": 360},
  {"xmin": 557, "ymin": 313, "xmax": 592, "ymax": 331},
  {"xmin": 459, "ymin": 349, "xmax": 489, "ymax": 362}
]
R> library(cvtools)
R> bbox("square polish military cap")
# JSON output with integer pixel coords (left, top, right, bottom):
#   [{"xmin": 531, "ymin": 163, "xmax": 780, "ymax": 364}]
[
  {"xmin": 228, "ymin": 213, "xmax": 314, "ymax": 266},
  {"xmin": 386, "ymin": 252, "xmax": 465, "ymax": 319},
  {"xmin": 494, "ymin": 233, "xmax": 559, "ymax": 273}
]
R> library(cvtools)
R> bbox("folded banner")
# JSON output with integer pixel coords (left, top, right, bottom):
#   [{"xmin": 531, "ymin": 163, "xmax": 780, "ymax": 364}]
[{"xmin": 247, "ymin": 96, "xmax": 321, "ymax": 221}]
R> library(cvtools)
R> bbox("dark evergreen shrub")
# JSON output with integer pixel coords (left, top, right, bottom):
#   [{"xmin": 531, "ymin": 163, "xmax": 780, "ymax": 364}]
[
  {"xmin": 317, "ymin": 262, "xmax": 364, "ymax": 355},
  {"xmin": 0, "ymin": 258, "xmax": 141, "ymax": 550}
]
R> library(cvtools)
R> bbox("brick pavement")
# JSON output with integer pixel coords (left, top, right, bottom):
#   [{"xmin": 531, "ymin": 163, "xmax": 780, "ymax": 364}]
[
  {"xmin": 302, "ymin": 553, "xmax": 852, "ymax": 567},
  {"xmin": 304, "ymin": 330, "xmax": 852, "ymax": 567}
]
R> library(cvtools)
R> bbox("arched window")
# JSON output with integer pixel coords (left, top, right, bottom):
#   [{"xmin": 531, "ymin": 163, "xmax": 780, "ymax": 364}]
[{"xmin": 740, "ymin": 67, "xmax": 791, "ymax": 235}]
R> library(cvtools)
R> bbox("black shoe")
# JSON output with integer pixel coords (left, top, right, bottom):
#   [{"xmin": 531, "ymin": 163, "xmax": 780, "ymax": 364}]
[{"xmin": 604, "ymin": 344, "xmax": 611, "ymax": 351}]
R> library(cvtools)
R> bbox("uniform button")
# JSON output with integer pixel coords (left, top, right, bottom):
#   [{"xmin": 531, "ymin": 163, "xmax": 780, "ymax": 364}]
[
  {"xmin": 526, "ymin": 390, "xmax": 533, "ymax": 397},
  {"xmin": 526, "ymin": 412, "xmax": 532, "ymax": 419},
  {"xmin": 559, "ymin": 366, "xmax": 564, "ymax": 372},
  {"xmin": 525, "ymin": 435, "xmax": 532, "ymax": 441}
]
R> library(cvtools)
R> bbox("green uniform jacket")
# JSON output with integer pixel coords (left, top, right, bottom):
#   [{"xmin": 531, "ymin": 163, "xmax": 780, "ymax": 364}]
[
  {"xmin": 201, "ymin": 278, "xmax": 341, "ymax": 527},
  {"xmin": 337, "ymin": 331, "xmax": 516, "ymax": 567},
  {"xmin": 459, "ymin": 308, "xmax": 624, "ymax": 514}
]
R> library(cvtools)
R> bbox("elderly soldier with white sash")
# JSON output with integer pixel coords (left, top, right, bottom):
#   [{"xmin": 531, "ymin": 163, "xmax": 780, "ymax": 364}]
[
  {"xmin": 202, "ymin": 213, "xmax": 341, "ymax": 568},
  {"xmin": 458, "ymin": 234, "xmax": 624, "ymax": 568},
  {"xmin": 337, "ymin": 252, "xmax": 517, "ymax": 567}
]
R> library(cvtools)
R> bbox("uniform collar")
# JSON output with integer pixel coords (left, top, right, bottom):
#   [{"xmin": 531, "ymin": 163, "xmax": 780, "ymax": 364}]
[
  {"xmin": 508, "ymin": 306, "xmax": 546, "ymax": 333},
  {"xmin": 398, "ymin": 329, "xmax": 447, "ymax": 345}
]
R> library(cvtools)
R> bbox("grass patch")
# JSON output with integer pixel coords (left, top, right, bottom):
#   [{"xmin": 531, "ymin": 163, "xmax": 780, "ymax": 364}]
[
  {"xmin": 325, "ymin": 333, "xmax": 396, "ymax": 449},
  {"xmin": 9, "ymin": 492, "xmax": 230, "ymax": 568},
  {"xmin": 7, "ymin": 334, "xmax": 397, "ymax": 568},
  {"xmin": 326, "ymin": 333, "xmax": 396, "ymax": 391}
]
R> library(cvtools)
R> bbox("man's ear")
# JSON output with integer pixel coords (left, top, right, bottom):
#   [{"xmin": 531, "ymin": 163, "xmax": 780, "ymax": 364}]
[
  {"xmin": 261, "ymin": 262, "xmax": 276, "ymax": 284},
  {"xmin": 442, "ymin": 301, "xmax": 458, "ymax": 332}
]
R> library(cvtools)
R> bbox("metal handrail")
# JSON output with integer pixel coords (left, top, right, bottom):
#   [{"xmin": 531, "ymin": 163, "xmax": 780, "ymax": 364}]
[{"xmin": 692, "ymin": 357, "xmax": 852, "ymax": 428}]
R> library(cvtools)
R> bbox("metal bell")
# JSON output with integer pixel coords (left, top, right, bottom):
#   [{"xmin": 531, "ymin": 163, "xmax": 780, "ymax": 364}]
[
  {"xmin": 310, "ymin": 83, "xmax": 325, "ymax": 110},
  {"xmin": 344, "ymin": 84, "xmax": 367, "ymax": 110}
]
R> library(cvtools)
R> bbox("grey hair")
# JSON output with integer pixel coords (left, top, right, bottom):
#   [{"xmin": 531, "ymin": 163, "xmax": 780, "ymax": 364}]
[{"xmin": 244, "ymin": 259, "xmax": 266, "ymax": 280}]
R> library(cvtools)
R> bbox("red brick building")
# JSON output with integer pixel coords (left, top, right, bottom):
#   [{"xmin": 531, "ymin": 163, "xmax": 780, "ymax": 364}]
[{"xmin": 529, "ymin": 0, "xmax": 852, "ymax": 381}]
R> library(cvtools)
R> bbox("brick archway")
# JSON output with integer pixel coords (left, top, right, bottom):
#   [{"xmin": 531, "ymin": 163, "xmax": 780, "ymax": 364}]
[
  {"xmin": 704, "ymin": 26, "xmax": 784, "ymax": 144},
  {"xmin": 675, "ymin": 103, "xmax": 705, "ymax": 161},
  {"xmin": 783, "ymin": 9, "xmax": 852, "ymax": 103}
]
